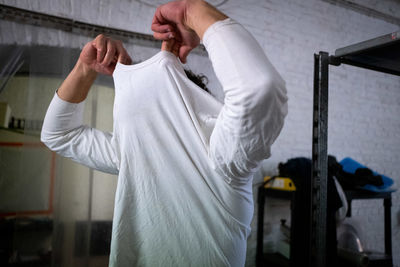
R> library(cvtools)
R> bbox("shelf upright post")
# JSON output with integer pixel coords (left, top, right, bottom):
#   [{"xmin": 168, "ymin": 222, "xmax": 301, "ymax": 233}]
[
  {"xmin": 256, "ymin": 186, "xmax": 265, "ymax": 266},
  {"xmin": 384, "ymin": 197, "xmax": 393, "ymax": 261},
  {"xmin": 311, "ymin": 51, "xmax": 330, "ymax": 267}
]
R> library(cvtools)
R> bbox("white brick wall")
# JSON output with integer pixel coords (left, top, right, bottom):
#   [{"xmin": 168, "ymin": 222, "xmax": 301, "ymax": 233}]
[{"xmin": 1, "ymin": 0, "xmax": 399, "ymax": 266}]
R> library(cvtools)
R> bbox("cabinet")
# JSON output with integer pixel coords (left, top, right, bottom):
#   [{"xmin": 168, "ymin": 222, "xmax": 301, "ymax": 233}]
[
  {"xmin": 256, "ymin": 187, "xmax": 393, "ymax": 267},
  {"xmin": 341, "ymin": 190, "xmax": 393, "ymax": 267}
]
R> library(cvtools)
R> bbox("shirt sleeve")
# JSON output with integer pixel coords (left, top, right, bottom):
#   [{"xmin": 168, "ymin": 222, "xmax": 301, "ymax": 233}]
[
  {"xmin": 40, "ymin": 91, "xmax": 120, "ymax": 175},
  {"xmin": 203, "ymin": 18, "xmax": 288, "ymax": 185}
]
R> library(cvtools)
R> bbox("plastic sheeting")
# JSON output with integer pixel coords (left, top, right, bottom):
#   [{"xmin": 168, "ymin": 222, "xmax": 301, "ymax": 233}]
[{"xmin": 0, "ymin": 12, "xmax": 222, "ymax": 265}]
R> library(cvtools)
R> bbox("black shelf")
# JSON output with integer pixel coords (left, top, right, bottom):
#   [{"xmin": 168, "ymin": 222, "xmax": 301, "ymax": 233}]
[
  {"xmin": 262, "ymin": 252, "xmax": 289, "ymax": 267},
  {"xmin": 257, "ymin": 186, "xmax": 393, "ymax": 267},
  {"xmin": 344, "ymin": 189, "xmax": 392, "ymax": 200},
  {"xmin": 333, "ymin": 30, "xmax": 400, "ymax": 76},
  {"xmin": 311, "ymin": 31, "xmax": 399, "ymax": 267},
  {"xmin": 344, "ymin": 190, "xmax": 393, "ymax": 267},
  {"xmin": 338, "ymin": 250, "xmax": 392, "ymax": 267}
]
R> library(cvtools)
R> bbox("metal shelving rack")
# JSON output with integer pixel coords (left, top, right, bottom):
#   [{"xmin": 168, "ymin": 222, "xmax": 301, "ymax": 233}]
[{"xmin": 311, "ymin": 31, "xmax": 400, "ymax": 267}]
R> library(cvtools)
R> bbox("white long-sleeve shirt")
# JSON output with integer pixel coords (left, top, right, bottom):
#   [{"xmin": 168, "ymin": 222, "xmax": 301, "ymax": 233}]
[{"xmin": 41, "ymin": 18, "xmax": 288, "ymax": 267}]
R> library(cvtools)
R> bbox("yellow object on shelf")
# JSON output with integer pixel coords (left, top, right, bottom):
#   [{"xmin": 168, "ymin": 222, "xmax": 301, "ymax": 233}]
[{"xmin": 263, "ymin": 176, "xmax": 296, "ymax": 191}]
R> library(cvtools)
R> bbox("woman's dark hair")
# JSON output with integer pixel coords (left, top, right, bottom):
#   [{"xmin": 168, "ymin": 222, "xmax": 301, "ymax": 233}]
[{"xmin": 184, "ymin": 69, "xmax": 209, "ymax": 93}]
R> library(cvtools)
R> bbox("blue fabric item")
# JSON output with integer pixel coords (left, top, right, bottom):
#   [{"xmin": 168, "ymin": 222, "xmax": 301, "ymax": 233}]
[{"xmin": 339, "ymin": 157, "xmax": 396, "ymax": 192}]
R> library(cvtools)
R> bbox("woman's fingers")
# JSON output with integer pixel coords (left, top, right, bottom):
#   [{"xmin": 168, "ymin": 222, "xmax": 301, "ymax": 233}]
[
  {"xmin": 161, "ymin": 40, "xmax": 173, "ymax": 52},
  {"xmin": 102, "ymin": 39, "xmax": 116, "ymax": 66},
  {"xmin": 161, "ymin": 39, "xmax": 179, "ymax": 57},
  {"xmin": 172, "ymin": 42, "xmax": 180, "ymax": 57},
  {"xmin": 93, "ymin": 34, "xmax": 107, "ymax": 63},
  {"xmin": 162, "ymin": 39, "xmax": 181, "ymax": 58},
  {"xmin": 151, "ymin": 6, "xmax": 168, "ymax": 32},
  {"xmin": 151, "ymin": 22, "xmax": 174, "ymax": 35},
  {"xmin": 90, "ymin": 34, "xmax": 132, "ymax": 75},
  {"xmin": 179, "ymin": 46, "xmax": 192, "ymax": 64},
  {"xmin": 116, "ymin": 40, "xmax": 132, "ymax": 65},
  {"xmin": 161, "ymin": 39, "xmax": 191, "ymax": 63},
  {"xmin": 153, "ymin": 31, "xmax": 175, "ymax": 41}
]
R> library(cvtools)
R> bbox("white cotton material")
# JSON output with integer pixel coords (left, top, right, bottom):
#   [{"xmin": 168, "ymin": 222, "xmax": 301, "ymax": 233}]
[{"xmin": 41, "ymin": 18, "xmax": 288, "ymax": 267}]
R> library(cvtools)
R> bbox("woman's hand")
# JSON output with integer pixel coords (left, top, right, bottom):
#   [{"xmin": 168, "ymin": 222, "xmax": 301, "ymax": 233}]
[
  {"xmin": 79, "ymin": 34, "xmax": 132, "ymax": 76},
  {"xmin": 151, "ymin": 0, "xmax": 200, "ymax": 63},
  {"xmin": 56, "ymin": 35, "xmax": 132, "ymax": 103},
  {"xmin": 151, "ymin": 0, "xmax": 227, "ymax": 63}
]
